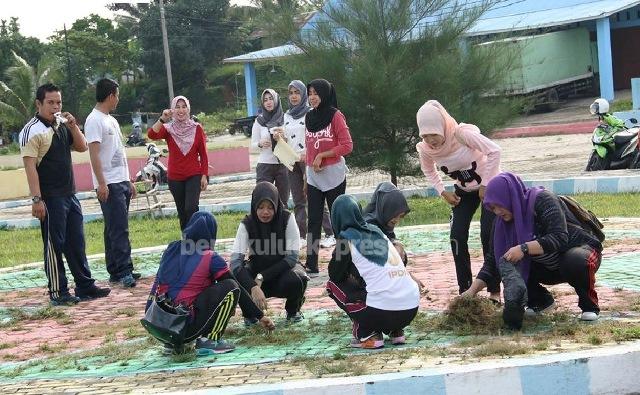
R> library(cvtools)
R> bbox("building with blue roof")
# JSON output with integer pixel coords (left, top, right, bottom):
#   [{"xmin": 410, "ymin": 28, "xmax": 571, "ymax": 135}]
[{"xmin": 225, "ymin": 0, "xmax": 640, "ymax": 115}]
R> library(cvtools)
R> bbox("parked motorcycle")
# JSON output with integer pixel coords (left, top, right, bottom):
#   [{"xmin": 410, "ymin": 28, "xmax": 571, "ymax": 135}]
[
  {"xmin": 135, "ymin": 143, "xmax": 168, "ymax": 191},
  {"xmin": 126, "ymin": 122, "xmax": 146, "ymax": 147},
  {"xmin": 585, "ymin": 98, "xmax": 640, "ymax": 171}
]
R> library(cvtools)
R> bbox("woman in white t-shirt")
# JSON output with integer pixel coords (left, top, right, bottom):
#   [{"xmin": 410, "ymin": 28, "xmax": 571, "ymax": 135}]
[
  {"xmin": 250, "ymin": 89, "xmax": 290, "ymax": 205},
  {"xmin": 326, "ymin": 195, "xmax": 420, "ymax": 349}
]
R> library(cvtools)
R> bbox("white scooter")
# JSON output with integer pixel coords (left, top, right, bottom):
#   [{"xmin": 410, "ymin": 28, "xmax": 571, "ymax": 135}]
[{"xmin": 135, "ymin": 143, "xmax": 168, "ymax": 191}]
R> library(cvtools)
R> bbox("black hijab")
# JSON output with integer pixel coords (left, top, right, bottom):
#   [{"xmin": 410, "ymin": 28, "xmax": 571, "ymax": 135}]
[
  {"xmin": 305, "ymin": 79, "xmax": 338, "ymax": 133},
  {"xmin": 241, "ymin": 182, "xmax": 291, "ymax": 269},
  {"xmin": 362, "ymin": 182, "xmax": 411, "ymax": 238}
]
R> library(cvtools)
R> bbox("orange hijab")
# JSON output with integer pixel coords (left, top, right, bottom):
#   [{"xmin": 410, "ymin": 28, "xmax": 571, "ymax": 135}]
[{"xmin": 415, "ymin": 100, "xmax": 462, "ymax": 158}]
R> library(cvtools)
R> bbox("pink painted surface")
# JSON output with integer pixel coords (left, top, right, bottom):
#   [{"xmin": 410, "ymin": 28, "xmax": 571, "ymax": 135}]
[
  {"xmin": 73, "ymin": 146, "xmax": 250, "ymax": 192},
  {"xmin": 492, "ymin": 120, "xmax": 597, "ymax": 139}
]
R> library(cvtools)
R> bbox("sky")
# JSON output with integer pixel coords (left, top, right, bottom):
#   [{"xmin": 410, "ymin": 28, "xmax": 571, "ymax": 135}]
[{"xmin": 1, "ymin": 0, "xmax": 253, "ymax": 42}]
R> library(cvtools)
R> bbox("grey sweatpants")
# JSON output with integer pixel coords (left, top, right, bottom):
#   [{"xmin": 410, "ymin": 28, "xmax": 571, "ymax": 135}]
[{"xmin": 256, "ymin": 162, "xmax": 290, "ymax": 206}]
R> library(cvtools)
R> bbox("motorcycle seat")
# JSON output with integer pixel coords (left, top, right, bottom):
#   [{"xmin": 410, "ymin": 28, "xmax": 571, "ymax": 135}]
[{"xmin": 613, "ymin": 131, "xmax": 637, "ymax": 145}]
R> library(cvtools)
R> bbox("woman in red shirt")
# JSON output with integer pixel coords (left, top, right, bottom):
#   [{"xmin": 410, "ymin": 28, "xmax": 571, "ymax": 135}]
[
  {"xmin": 304, "ymin": 79, "xmax": 353, "ymax": 275},
  {"xmin": 148, "ymin": 95, "xmax": 209, "ymax": 230}
]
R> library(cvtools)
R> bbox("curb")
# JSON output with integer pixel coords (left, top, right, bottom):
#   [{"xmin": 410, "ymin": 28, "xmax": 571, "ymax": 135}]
[
  {"xmin": 176, "ymin": 341, "xmax": 640, "ymax": 395},
  {"xmin": 1, "ymin": 173, "xmax": 639, "ymax": 229},
  {"xmin": 0, "ymin": 173, "xmax": 257, "ymax": 210},
  {"xmin": 493, "ymin": 120, "xmax": 597, "ymax": 139}
]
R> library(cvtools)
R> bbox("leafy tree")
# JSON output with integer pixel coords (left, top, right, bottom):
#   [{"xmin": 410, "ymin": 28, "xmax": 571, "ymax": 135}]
[
  {"xmin": 249, "ymin": 0, "xmax": 315, "ymax": 47},
  {"xmin": 0, "ymin": 18, "xmax": 46, "ymax": 82},
  {"xmin": 136, "ymin": 0, "xmax": 242, "ymax": 112},
  {"xmin": 48, "ymin": 14, "xmax": 138, "ymax": 116},
  {"xmin": 285, "ymin": 0, "xmax": 518, "ymax": 184},
  {"xmin": 0, "ymin": 52, "xmax": 60, "ymax": 132}
]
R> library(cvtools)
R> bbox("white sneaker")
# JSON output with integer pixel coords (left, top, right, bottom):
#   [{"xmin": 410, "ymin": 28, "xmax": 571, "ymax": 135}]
[
  {"xmin": 320, "ymin": 235, "xmax": 336, "ymax": 248},
  {"xmin": 299, "ymin": 238, "xmax": 307, "ymax": 248},
  {"xmin": 580, "ymin": 311, "xmax": 599, "ymax": 321}
]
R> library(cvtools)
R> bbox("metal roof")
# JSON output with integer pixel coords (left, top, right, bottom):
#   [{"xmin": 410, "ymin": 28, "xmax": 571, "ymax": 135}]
[
  {"xmin": 468, "ymin": 0, "xmax": 640, "ymax": 36},
  {"xmin": 224, "ymin": 0, "xmax": 640, "ymax": 62},
  {"xmin": 222, "ymin": 44, "xmax": 303, "ymax": 63}
]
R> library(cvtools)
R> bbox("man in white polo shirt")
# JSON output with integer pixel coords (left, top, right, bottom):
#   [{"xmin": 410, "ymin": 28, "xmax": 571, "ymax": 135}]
[{"xmin": 85, "ymin": 78, "xmax": 139, "ymax": 288}]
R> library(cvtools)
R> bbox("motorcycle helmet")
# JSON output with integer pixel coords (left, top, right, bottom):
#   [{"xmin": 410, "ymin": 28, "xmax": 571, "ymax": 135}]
[{"xmin": 590, "ymin": 98, "xmax": 610, "ymax": 115}]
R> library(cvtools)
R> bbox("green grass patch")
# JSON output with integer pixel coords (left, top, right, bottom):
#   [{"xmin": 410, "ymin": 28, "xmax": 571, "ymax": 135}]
[
  {"xmin": 610, "ymin": 99, "xmax": 633, "ymax": 113},
  {"xmin": 472, "ymin": 340, "xmax": 530, "ymax": 357},
  {"xmin": 0, "ymin": 306, "xmax": 72, "ymax": 328},
  {"xmin": 0, "ymin": 143, "xmax": 20, "ymax": 156},
  {"xmin": 0, "ymin": 342, "xmax": 16, "ymax": 350},
  {"xmin": 0, "ymin": 211, "xmax": 245, "ymax": 268},
  {"xmin": 0, "ymin": 193, "xmax": 638, "ymax": 269},
  {"xmin": 234, "ymin": 324, "xmax": 307, "ymax": 346},
  {"xmin": 113, "ymin": 307, "xmax": 138, "ymax": 317}
]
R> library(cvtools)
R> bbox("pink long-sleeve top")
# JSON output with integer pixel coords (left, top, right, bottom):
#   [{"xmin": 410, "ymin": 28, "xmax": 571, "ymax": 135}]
[{"xmin": 416, "ymin": 124, "xmax": 501, "ymax": 195}]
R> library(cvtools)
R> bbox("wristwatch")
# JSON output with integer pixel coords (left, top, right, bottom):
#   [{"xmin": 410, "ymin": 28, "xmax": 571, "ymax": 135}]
[
  {"xmin": 520, "ymin": 243, "xmax": 529, "ymax": 256},
  {"xmin": 32, "ymin": 196, "xmax": 42, "ymax": 204}
]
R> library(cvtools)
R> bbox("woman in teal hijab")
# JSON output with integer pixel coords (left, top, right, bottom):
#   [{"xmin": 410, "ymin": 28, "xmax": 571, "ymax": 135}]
[{"xmin": 326, "ymin": 195, "xmax": 420, "ymax": 349}]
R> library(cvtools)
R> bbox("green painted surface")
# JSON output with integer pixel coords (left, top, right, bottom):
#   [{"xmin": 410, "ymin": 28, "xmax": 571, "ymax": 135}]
[{"xmin": 0, "ymin": 310, "xmax": 458, "ymax": 382}]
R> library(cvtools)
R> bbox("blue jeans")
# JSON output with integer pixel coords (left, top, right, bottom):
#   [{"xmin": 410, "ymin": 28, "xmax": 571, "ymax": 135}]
[
  {"xmin": 41, "ymin": 195, "xmax": 95, "ymax": 298},
  {"xmin": 99, "ymin": 181, "xmax": 134, "ymax": 280}
]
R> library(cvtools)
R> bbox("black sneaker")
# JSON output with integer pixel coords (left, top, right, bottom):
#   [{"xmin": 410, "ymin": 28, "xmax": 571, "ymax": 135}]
[
  {"xmin": 76, "ymin": 286, "xmax": 111, "ymax": 301},
  {"xmin": 109, "ymin": 272, "xmax": 141, "ymax": 283},
  {"xmin": 286, "ymin": 312, "xmax": 304, "ymax": 323},
  {"xmin": 50, "ymin": 294, "xmax": 80, "ymax": 306}
]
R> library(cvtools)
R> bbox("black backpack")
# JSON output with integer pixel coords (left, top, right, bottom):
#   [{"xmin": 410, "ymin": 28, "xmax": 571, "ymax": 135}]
[{"xmin": 558, "ymin": 195, "xmax": 605, "ymax": 242}]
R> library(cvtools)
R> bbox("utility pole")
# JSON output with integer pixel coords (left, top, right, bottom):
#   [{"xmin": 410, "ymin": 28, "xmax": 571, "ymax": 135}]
[
  {"xmin": 63, "ymin": 24, "xmax": 76, "ymax": 114},
  {"xmin": 159, "ymin": 0, "xmax": 174, "ymax": 101}
]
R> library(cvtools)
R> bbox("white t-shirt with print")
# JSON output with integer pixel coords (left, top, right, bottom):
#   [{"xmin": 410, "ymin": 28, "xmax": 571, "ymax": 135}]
[
  {"xmin": 283, "ymin": 113, "xmax": 306, "ymax": 155},
  {"xmin": 84, "ymin": 108, "xmax": 130, "ymax": 188},
  {"xmin": 349, "ymin": 238, "xmax": 420, "ymax": 311}
]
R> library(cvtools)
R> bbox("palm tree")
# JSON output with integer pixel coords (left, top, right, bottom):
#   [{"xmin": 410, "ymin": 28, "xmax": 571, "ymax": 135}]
[{"xmin": 0, "ymin": 51, "xmax": 57, "ymax": 132}]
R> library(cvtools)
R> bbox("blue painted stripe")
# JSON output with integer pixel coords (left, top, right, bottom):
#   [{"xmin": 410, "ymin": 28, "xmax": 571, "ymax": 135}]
[
  {"xmin": 366, "ymin": 375, "xmax": 446, "ymax": 395},
  {"xmin": 596, "ymin": 177, "xmax": 620, "ymax": 193},
  {"xmin": 552, "ymin": 178, "xmax": 575, "ymax": 195},
  {"xmin": 520, "ymin": 359, "xmax": 590, "ymax": 395}
]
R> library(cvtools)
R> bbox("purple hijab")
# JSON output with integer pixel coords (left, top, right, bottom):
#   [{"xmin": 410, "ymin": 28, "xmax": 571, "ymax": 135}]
[{"xmin": 483, "ymin": 172, "xmax": 544, "ymax": 282}]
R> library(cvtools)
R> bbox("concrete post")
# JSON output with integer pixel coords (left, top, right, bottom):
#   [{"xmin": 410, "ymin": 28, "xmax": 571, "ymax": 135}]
[
  {"xmin": 596, "ymin": 17, "xmax": 615, "ymax": 101},
  {"xmin": 244, "ymin": 62, "xmax": 258, "ymax": 116},
  {"xmin": 632, "ymin": 78, "xmax": 640, "ymax": 110}
]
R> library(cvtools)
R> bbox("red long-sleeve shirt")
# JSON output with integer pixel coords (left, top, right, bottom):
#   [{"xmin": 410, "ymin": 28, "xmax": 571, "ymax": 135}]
[
  {"xmin": 305, "ymin": 110, "xmax": 353, "ymax": 167},
  {"xmin": 147, "ymin": 124, "xmax": 209, "ymax": 181}
]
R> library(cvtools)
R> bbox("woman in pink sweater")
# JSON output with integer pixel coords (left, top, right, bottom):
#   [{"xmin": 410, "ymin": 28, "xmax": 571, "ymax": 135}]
[
  {"xmin": 416, "ymin": 100, "xmax": 501, "ymax": 302},
  {"xmin": 304, "ymin": 79, "xmax": 353, "ymax": 276}
]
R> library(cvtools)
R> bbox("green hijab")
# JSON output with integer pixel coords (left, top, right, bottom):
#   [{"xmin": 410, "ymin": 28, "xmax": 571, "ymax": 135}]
[{"xmin": 331, "ymin": 195, "xmax": 389, "ymax": 266}]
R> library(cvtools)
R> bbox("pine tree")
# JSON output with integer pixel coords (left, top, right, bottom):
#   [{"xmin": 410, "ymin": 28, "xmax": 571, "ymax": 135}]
[{"xmin": 286, "ymin": 0, "xmax": 518, "ymax": 184}]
